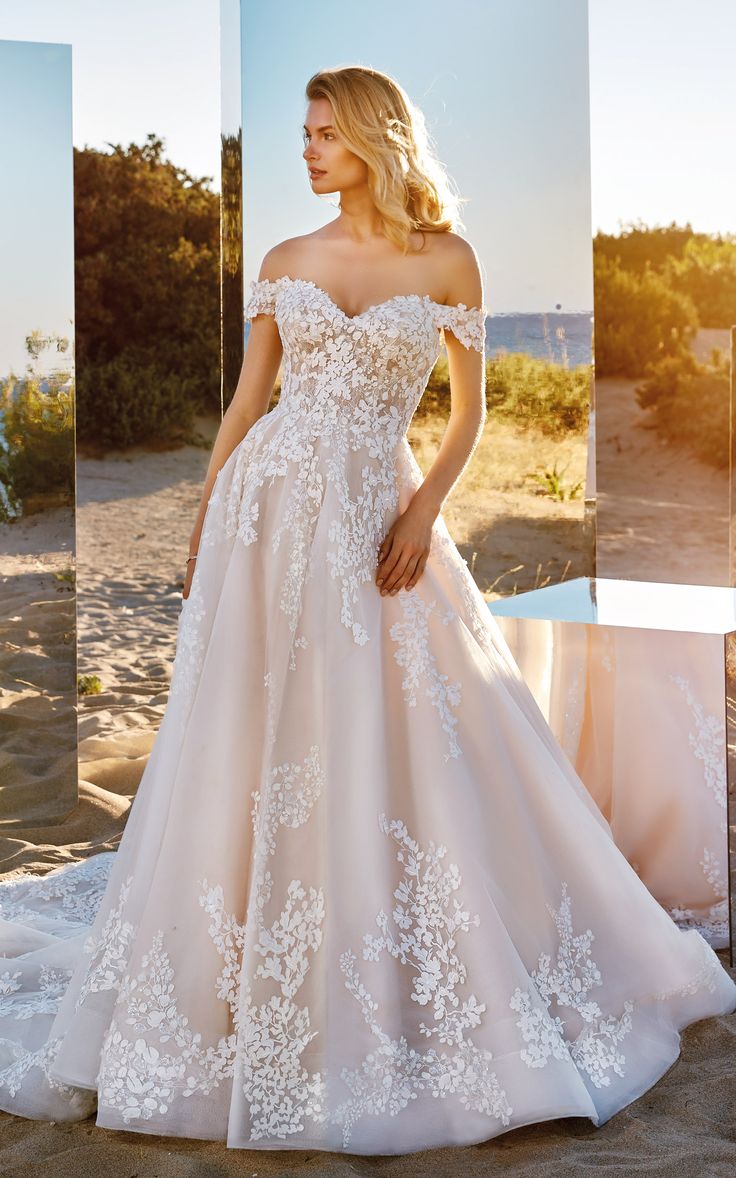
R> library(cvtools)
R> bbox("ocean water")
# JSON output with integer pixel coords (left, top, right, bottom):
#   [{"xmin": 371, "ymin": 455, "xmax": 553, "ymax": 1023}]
[
  {"xmin": 244, "ymin": 311, "xmax": 593, "ymax": 368},
  {"xmin": 486, "ymin": 311, "xmax": 592, "ymax": 367}
]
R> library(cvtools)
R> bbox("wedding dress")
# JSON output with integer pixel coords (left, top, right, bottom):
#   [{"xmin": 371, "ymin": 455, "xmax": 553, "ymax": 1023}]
[{"xmin": 0, "ymin": 274, "xmax": 734, "ymax": 1156}]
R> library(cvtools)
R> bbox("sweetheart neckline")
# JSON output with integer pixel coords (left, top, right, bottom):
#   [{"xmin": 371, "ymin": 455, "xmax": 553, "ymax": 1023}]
[{"xmin": 252, "ymin": 274, "xmax": 485, "ymax": 324}]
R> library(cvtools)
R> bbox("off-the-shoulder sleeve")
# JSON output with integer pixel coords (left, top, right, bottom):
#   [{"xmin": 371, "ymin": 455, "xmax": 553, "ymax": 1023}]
[
  {"xmin": 434, "ymin": 303, "xmax": 487, "ymax": 353},
  {"xmin": 245, "ymin": 277, "xmax": 279, "ymax": 320}
]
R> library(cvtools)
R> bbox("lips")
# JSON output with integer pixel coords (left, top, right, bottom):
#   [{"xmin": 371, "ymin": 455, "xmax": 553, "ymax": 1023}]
[{"xmin": 309, "ymin": 170, "xmax": 326, "ymax": 178}]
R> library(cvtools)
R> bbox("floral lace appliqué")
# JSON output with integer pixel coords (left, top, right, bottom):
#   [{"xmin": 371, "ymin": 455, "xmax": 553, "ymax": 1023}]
[
  {"xmin": 165, "ymin": 275, "xmax": 487, "ymax": 716},
  {"xmin": 200, "ymin": 276, "xmax": 487, "ymax": 653},
  {"xmin": 663, "ymin": 674, "xmax": 728, "ymax": 943},
  {"xmin": 509, "ymin": 882, "xmax": 635, "ymax": 1089},
  {"xmin": 0, "ymin": 853, "xmax": 114, "ymax": 928},
  {"xmin": 96, "ymin": 745, "xmax": 329, "ymax": 1140},
  {"xmin": 0, "ymin": 1033, "xmax": 83, "ymax": 1101},
  {"xmin": 389, "ymin": 590, "xmax": 462, "ymax": 761},
  {"xmin": 75, "ymin": 874, "xmax": 137, "ymax": 1011},
  {"xmin": 0, "ymin": 964, "xmax": 73, "ymax": 1021},
  {"xmin": 331, "ymin": 812, "xmax": 511, "ymax": 1149},
  {"xmin": 169, "ymin": 570, "xmax": 207, "ymax": 715},
  {"xmin": 0, "ymin": 855, "xmax": 115, "ymax": 1104},
  {"xmin": 668, "ymin": 673, "xmax": 726, "ymax": 824}
]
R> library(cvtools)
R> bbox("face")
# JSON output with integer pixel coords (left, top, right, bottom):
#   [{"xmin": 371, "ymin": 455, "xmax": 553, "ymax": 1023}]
[{"xmin": 302, "ymin": 96, "xmax": 368, "ymax": 195}]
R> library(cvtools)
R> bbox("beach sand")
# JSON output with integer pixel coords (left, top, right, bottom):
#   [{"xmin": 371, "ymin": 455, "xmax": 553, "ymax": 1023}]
[{"xmin": 0, "ymin": 398, "xmax": 734, "ymax": 1173}]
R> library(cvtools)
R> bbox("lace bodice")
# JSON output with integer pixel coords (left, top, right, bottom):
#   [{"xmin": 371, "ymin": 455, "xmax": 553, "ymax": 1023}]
[
  {"xmin": 195, "ymin": 274, "xmax": 487, "ymax": 648},
  {"xmin": 244, "ymin": 275, "xmax": 486, "ymax": 441}
]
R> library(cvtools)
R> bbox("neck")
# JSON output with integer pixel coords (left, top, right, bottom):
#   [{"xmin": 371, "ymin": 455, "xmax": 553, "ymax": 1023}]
[{"xmin": 333, "ymin": 186, "xmax": 384, "ymax": 242}]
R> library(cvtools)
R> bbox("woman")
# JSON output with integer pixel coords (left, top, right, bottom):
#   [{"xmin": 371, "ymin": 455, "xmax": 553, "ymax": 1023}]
[{"xmin": 0, "ymin": 65, "xmax": 734, "ymax": 1157}]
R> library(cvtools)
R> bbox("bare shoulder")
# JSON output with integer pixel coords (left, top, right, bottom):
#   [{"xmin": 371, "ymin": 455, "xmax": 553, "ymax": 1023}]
[
  {"xmin": 429, "ymin": 231, "xmax": 484, "ymax": 308},
  {"xmin": 257, "ymin": 230, "xmax": 323, "ymax": 282}
]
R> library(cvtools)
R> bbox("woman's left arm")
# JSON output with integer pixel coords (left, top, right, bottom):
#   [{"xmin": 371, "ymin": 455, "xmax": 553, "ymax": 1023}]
[{"xmin": 375, "ymin": 239, "xmax": 486, "ymax": 596}]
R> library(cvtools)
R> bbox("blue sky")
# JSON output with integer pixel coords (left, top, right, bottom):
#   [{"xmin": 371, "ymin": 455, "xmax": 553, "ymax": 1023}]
[
  {"xmin": 1, "ymin": 0, "xmax": 733, "ymax": 366},
  {"xmin": 0, "ymin": 41, "xmax": 74, "ymax": 376},
  {"xmin": 238, "ymin": 0, "xmax": 592, "ymax": 313},
  {"xmin": 590, "ymin": 0, "xmax": 736, "ymax": 240},
  {"xmin": 0, "ymin": 0, "xmax": 221, "ymax": 186}
]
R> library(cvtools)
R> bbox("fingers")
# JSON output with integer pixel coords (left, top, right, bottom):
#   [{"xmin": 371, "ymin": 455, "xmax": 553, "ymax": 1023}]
[
  {"xmin": 393, "ymin": 554, "xmax": 423, "ymax": 593},
  {"xmin": 404, "ymin": 554, "xmax": 428, "ymax": 590},
  {"xmin": 376, "ymin": 534, "xmax": 396, "ymax": 587},
  {"xmin": 378, "ymin": 551, "xmax": 423, "ymax": 595},
  {"xmin": 376, "ymin": 543, "xmax": 405, "ymax": 591},
  {"xmin": 376, "ymin": 551, "xmax": 402, "ymax": 590},
  {"xmin": 376, "ymin": 527, "xmax": 429, "ymax": 595}
]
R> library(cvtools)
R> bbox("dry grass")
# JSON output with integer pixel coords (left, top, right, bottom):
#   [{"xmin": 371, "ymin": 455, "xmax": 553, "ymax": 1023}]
[{"xmin": 408, "ymin": 408, "xmax": 590, "ymax": 598}]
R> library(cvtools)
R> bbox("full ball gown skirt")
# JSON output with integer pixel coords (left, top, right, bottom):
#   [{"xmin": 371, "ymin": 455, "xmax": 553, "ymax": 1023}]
[{"xmin": 0, "ymin": 275, "xmax": 734, "ymax": 1156}]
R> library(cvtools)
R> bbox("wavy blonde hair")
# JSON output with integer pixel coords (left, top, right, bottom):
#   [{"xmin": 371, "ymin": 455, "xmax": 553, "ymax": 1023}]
[{"xmin": 305, "ymin": 65, "xmax": 466, "ymax": 254}]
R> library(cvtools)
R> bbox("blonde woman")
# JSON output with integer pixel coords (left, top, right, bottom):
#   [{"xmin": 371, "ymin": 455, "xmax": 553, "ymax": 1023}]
[{"xmin": 0, "ymin": 65, "xmax": 733, "ymax": 1157}]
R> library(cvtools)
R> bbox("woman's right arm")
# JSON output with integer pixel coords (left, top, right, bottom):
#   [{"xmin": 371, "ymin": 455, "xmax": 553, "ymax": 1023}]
[{"xmin": 182, "ymin": 284, "xmax": 283, "ymax": 599}]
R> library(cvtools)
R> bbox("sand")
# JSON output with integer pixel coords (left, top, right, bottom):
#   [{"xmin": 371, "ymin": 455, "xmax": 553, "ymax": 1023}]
[
  {"xmin": 1, "ymin": 379, "xmax": 734, "ymax": 1172},
  {"xmin": 594, "ymin": 374, "xmax": 730, "ymax": 586}
]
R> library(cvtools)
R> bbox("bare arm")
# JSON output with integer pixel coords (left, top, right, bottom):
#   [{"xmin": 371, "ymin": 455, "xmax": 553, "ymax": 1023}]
[
  {"xmin": 376, "ymin": 237, "xmax": 486, "ymax": 596},
  {"xmin": 184, "ymin": 260, "xmax": 283, "ymax": 597}
]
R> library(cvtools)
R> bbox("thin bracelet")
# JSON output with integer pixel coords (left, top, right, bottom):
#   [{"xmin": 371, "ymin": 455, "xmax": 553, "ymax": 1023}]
[{"xmin": 186, "ymin": 554, "xmax": 198, "ymax": 563}]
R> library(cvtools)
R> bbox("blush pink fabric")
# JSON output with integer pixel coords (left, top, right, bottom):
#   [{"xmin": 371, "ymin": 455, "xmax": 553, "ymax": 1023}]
[{"xmin": 0, "ymin": 277, "xmax": 733, "ymax": 1154}]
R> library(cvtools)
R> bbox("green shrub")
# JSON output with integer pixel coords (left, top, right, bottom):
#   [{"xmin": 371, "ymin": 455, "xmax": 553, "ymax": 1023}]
[
  {"xmin": 664, "ymin": 235, "xmax": 736, "ymax": 328},
  {"xmin": 593, "ymin": 253, "xmax": 697, "ymax": 378},
  {"xmin": 486, "ymin": 352, "xmax": 590, "ymax": 436},
  {"xmin": 595, "ymin": 219, "xmax": 736, "ymax": 330},
  {"xmin": 419, "ymin": 351, "xmax": 590, "ymax": 437},
  {"xmin": 74, "ymin": 135, "xmax": 220, "ymax": 447},
  {"xmin": 76, "ymin": 351, "xmax": 198, "ymax": 449},
  {"xmin": 634, "ymin": 347, "xmax": 729, "ymax": 469},
  {"xmin": 0, "ymin": 333, "xmax": 74, "ymax": 520}
]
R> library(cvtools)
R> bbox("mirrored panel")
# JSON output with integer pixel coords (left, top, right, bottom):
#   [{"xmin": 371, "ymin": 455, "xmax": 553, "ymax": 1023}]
[
  {"xmin": 221, "ymin": 0, "xmax": 244, "ymax": 410},
  {"xmin": 222, "ymin": 0, "xmax": 596, "ymax": 602},
  {"xmin": 0, "ymin": 40, "xmax": 77, "ymax": 825},
  {"xmin": 589, "ymin": 15, "xmax": 733, "ymax": 587},
  {"xmin": 491, "ymin": 575, "xmax": 736, "ymax": 963},
  {"xmin": 0, "ymin": 13, "xmax": 221, "ymax": 873}
]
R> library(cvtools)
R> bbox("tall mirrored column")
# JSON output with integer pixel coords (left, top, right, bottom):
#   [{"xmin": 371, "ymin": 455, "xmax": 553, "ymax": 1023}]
[{"xmin": 0, "ymin": 40, "xmax": 77, "ymax": 826}]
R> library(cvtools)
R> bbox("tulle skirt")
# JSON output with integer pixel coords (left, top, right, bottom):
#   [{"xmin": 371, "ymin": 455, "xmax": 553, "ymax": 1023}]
[{"xmin": 1, "ymin": 425, "xmax": 734, "ymax": 1154}]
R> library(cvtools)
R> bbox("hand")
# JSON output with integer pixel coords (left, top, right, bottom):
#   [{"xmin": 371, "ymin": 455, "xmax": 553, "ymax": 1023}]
[
  {"xmin": 182, "ymin": 555, "xmax": 197, "ymax": 600},
  {"xmin": 376, "ymin": 502, "xmax": 435, "ymax": 595},
  {"xmin": 182, "ymin": 526, "xmax": 202, "ymax": 601}
]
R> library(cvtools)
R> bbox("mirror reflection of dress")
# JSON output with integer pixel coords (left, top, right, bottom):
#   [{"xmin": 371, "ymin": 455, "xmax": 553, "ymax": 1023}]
[{"xmin": 0, "ymin": 274, "xmax": 734, "ymax": 1156}]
